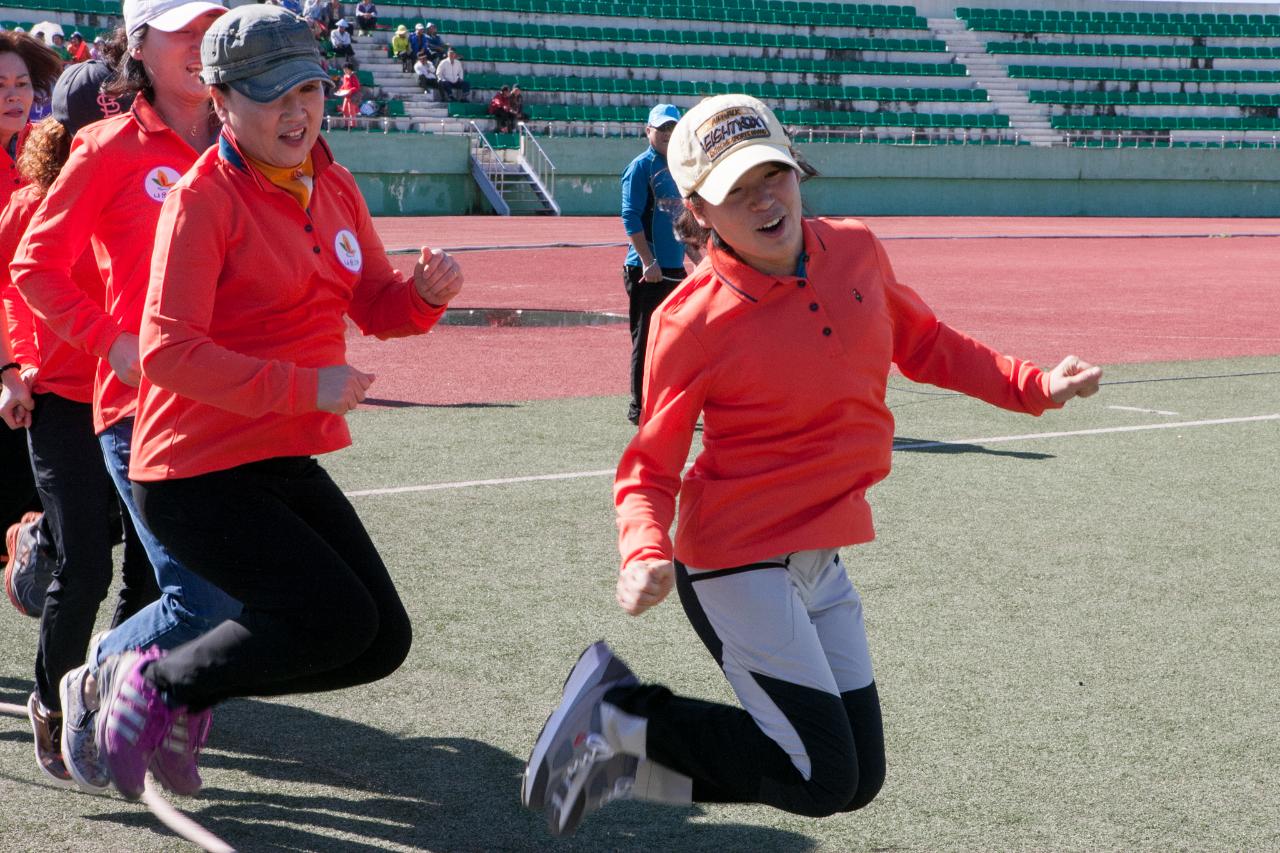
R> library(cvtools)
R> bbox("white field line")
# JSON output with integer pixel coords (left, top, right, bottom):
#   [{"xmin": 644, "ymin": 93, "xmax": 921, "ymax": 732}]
[
  {"xmin": 345, "ymin": 414, "xmax": 1280, "ymax": 498},
  {"xmin": 1107, "ymin": 405, "xmax": 1180, "ymax": 416}
]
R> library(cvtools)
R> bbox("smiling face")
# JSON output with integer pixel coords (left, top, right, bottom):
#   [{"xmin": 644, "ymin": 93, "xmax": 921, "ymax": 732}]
[
  {"xmin": 212, "ymin": 79, "xmax": 324, "ymax": 168},
  {"xmin": 689, "ymin": 161, "xmax": 804, "ymax": 278},
  {"xmin": 0, "ymin": 51, "xmax": 33, "ymax": 142},
  {"xmin": 134, "ymin": 11, "xmax": 225, "ymax": 107}
]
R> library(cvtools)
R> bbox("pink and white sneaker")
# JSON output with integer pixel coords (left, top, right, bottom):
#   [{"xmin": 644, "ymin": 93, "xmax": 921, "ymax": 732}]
[
  {"xmin": 96, "ymin": 647, "xmax": 173, "ymax": 799},
  {"xmin": 150, "ymin": 706, "xmax": 212, "ymax": 796}
]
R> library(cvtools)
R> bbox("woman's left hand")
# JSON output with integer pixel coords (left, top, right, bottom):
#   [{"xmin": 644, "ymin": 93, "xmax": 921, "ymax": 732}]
[
  {"xmin": 0, "ymin": 368, "xmax": 35, "ymax": 429},
  {"xmin": 413, "ymin": 247, "xmax": 463, "ymax": 307},
  {"xmin": 616, "ymin": 559, "xmax": 675, "ymax": 616},
  {"xmin": 1047, "ymin": 355, "xmax": 1103, "ymax": 404}
]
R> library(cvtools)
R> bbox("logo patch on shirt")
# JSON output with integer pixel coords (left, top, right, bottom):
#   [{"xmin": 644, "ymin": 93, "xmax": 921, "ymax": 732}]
[
  {"xmin": 144, "ymin": 167, "xmax": 182, "ymax": 203},
  {"xmin": 695, "ymin": 106, "xmax": 770, "ymax": 161},
  {"xmin": 334, "ymin": 229, "xmax": 363, "ymax": 272}
]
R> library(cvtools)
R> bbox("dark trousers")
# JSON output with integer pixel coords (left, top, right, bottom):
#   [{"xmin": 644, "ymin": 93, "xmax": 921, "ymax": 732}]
[
  {"xmin": 137, "ymin": 456, "xmax": 412, "ymax": 712},
  {"xmin": 438, "ymin": 80, "xmax": 470, "ymax": 101},
  {"xmin": 623, "ymin": 264, "xmax": 682, "ymax": 423},
  {"xmin": 1, "ymin": 417, "xmax": 40, "ymax": 534},
  {"xmin": 28, "ymin": 393, "xmax": 157, "ymax": 710}
]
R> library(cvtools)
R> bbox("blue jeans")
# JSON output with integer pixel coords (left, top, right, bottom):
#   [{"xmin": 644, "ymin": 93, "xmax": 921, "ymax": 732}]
[{"xmin": 92, "ymin": 418, "xmax": 241, "ymax": 671}]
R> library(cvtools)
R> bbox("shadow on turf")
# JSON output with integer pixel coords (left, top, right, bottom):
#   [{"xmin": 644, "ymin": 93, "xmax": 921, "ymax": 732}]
[
  {"xmin": 892, "ymin": 436, "xmax": 1054, "ymax": 460},
  {"xmin": 88, "ymin": 698, "xmax": 817, "ymax": 852}
]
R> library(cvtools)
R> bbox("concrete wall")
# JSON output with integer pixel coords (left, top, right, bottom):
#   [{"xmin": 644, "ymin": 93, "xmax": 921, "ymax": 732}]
[
  {"xmin": 322, "ymin": 132, "xmax": 483, "ymax": 216},
  {"xmin": 326, "ymin": 132, "xmax": 1280, "ymax": 217}
]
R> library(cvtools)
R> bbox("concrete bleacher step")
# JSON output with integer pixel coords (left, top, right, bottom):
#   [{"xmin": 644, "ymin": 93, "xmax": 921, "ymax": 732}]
[{"xmin": 930, "ymin": 15, "xmax": 1059, "ymax": 146}]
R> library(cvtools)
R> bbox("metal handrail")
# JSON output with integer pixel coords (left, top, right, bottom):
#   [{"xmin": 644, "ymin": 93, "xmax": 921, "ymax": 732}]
[
  {"xmin": 516, "ymin": 122, "xmax": 559, "ymax": 214},
  {"xmin": 466, "ymin": 120, "xmax": 507, "ymax": 193}
]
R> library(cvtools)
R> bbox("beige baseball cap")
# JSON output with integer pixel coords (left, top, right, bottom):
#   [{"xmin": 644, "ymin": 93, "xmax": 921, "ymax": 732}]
[{"xmin": 667, "ymin": 94, "xmax": 800, "ymax": 206}]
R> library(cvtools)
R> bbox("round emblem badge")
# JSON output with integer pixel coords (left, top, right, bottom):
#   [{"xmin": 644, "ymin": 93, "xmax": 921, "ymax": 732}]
[
  {"xmin": 144, "ymin": 166, "xmax": 182, "ymax": 203},
  {"xmin": 333, "ymin": 229, "xmax": 363, "ymax": 273}
]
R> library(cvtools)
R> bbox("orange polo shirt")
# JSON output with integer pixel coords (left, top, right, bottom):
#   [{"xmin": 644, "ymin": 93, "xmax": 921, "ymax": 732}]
[
  {"xmin": 0, "ymin": 185, "xmax": 102, "ymax": 402},
  {"xmin": 615, "ymin": 217, "xmax": 1060, "ymax": 571},
  {"xmin": 11, "ymin": 96, "xmax": 205, "ymax": 433},
  {"xmin": 128, "ymin": 133, "xmax": 445, "ymax": 481}
]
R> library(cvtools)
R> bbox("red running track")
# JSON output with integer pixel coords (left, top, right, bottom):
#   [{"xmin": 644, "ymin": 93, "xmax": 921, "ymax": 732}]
[{"xmin": 350, "ymin": 217, "xmax": 1280, "ymax": 406}]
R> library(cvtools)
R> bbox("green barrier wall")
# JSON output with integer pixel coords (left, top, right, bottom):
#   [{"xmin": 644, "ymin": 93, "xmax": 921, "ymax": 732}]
[
  {"xmin": 322, "ymin": 132, "xmax": 482, "ymax": 216},
  {"xmin": 325, "ymin": 132, "xmax": 1280, "ymax": 217}
]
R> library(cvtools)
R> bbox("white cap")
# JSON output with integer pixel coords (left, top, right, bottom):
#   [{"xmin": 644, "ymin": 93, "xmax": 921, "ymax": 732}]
[
  {"xmin": 124, "ymin": 0, "xmax": 226, "ymax": 37},
  {"xmin": 667, "ymin": 94, "xmax": 800, "ymax": 206}
]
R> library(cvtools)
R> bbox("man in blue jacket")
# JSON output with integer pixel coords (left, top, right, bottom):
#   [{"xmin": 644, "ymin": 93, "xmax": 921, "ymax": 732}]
[{"xmin": 620, "ymin": 104, "xmax": 685, "ymax": 425}]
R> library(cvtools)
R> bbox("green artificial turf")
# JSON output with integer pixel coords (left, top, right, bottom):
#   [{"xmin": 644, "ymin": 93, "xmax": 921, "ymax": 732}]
[{"xmin": 0, "ymin": 355, "xmax": 1276, "ymax": 851}]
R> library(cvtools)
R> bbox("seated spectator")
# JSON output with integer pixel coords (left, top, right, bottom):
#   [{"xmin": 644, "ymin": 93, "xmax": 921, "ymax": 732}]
[
  {"xmin": 436, "ymin": 48, "xmax": 469, "ymax": 102},
  {"xmin": 488, "ymin": 85, "xmax": 516, "ymax": 133},
  {"xmin": 408, "ymin": 22, "xmax": 428, "ymax": 57},
  {"xmin": 279, "ymin": 0, "xmax": 303, "ymax": 13},
  {"xmin": 331, "ymin": 19, "xmax": 355, "ymax": 62},
  {"xmin": 67, "ymin": 32, "xmax": 90, "ymax": 63},
  {"xmin": 413, "ymin": 51, "xmax": 438, "ymax": 98},
  {"xmin": 422, "ymin": 22, "xmax": 447, "ymax": 62},
  {"xmin": 89, "ymin": 35, "xmax": 106, "ymax": 61},
  {"xmin": 391, "ymin": 24, "xmax": 412, "ymax": 73},
  {"xmin": 354, "ymin": 0, "xmax": 377, "ymax": 35},
  {"xmin": 509, "ymin": 85, "xmax": 526, "ymax": 125},
  {"xmin": 303, "ymin": 0, "xmax": 332, "ymax": 32}
]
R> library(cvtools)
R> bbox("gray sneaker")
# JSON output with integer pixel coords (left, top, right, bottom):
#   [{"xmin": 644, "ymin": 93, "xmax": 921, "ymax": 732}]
[
  {"xmin": 4, "ymin": 513, "xmax": 55, "ymax": 618},
  {"xmin": 59, "ymin": 663, "xmax": 109, "ymax": 793},
  {"xmin": 521, "ymin": 641, "xmax": 638, "ymax": 819},
  {"xmin": 547, "ymin": 740, "xmax": 639, "ymax": 838}
]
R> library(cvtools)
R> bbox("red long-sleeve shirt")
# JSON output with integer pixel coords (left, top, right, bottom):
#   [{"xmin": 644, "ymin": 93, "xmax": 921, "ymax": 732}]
[
  {"xmin": 1, "ymin": 185, "xmax": 103, "ymax": 402},
  {"xmin": 11, "ymin": 97, "xmax": 204, "ymax": 433},
  {"xmin": 129, "ymin": 133, "xmax": 444, "ymax": 481},
  {"xmin": 615, "ymin": 218, "xmax": 1060, "ymax": 571},
  {"xmin": 0, "ymin": 124, "xmax": 31, "ymax": 367}
]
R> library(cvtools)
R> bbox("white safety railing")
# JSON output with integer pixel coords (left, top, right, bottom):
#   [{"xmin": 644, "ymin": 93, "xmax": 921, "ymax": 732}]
[
  {"xmin": 517, "ymin": 122, "xmax": 560, "ymax": 215},
  {"xmin": 467, "ymin": 120, "xmax": 509, "ymax": 191}
]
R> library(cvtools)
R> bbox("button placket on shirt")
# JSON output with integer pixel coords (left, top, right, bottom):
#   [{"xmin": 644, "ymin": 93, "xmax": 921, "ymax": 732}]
[{"xmin": 795, "ymin": 277, "xmax": 834, "ymax": 339}]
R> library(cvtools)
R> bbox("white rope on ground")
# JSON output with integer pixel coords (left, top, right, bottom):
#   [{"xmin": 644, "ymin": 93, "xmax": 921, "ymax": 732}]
[
  {"xmin": 142, "ymin": 780, "xmax": 237, "ymax": 853},
  {"xmin": 0, "ymin": 702, "xmax": 236, "ymax": 852}
]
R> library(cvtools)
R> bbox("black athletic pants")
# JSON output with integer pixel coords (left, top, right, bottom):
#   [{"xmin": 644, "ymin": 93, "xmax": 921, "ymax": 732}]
[
  {"xmin": 136, "ymin": 456, "xmax": 412, "ymax": 712},
  {"xmin": 623, "ymin": 264, "xmax": 683, "ymax": 423},
  {"xmin": 28, "ymin": 394, "xmax": 157, "ymax": 710},
  {"xmin": 1, "ymin": 414, "xmax": 40, "ymax": 534}
]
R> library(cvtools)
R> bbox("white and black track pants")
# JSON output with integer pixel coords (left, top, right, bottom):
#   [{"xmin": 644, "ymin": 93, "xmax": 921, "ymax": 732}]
[{"xmin": 606, "ymin": 549, "xmax": 886, "ymax": 817}]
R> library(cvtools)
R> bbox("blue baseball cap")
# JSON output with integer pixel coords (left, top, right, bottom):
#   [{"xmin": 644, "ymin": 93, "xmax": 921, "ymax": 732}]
[{"xmin": 647, "ymin": 103, "xmax": 681, "ymax": 128}]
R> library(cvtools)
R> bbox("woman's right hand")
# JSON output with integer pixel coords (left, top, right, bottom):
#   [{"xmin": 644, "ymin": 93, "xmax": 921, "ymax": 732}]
[
  {"xmin": 316, "ymin": 364, "xmax": 375, "ymax": 414},
  {"xmin": 616, "ymin": 559, "xmax": 675, "ymax": 616},
  {"xmin": 107, "ymin": 332, "xmax": 141, "ymax": 387}
]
